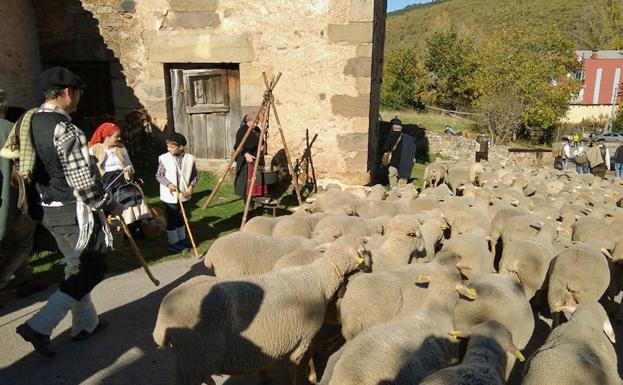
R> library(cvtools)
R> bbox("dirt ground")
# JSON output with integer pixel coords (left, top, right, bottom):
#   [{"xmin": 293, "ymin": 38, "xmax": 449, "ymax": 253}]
[{"xmin": 1, "ymin": 257, "xmax": 622, "ymax": 385}]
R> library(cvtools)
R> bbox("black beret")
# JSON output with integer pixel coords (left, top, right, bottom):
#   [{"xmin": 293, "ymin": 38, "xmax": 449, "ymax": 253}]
[
  {"xmin": 40, "ymin": 67, "xmax": 87, "ymax": 91},
  {"xmin": 167, "ymin": 132, "xmax": 187, "ymax": 146}
]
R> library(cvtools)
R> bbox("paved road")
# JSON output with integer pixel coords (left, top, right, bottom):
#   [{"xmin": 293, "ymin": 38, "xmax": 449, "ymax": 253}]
[{"xmin": 0, "ymin": 257, "xmax": 247, "ymax": 385}]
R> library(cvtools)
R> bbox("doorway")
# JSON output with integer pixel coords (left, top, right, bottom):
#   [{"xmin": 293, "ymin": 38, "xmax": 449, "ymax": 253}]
[{"xmin": 166, "ymin": 63, "xmax": 242, "ymax": 159}]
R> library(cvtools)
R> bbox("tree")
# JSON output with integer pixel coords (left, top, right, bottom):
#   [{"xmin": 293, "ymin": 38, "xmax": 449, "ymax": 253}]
[
  {"xmin": 580, "ymin": 0, "xmax": 623, "ymax": 50},
  {"xmin": 470, "ymin": 20, "xmax": 580, "ymax": 142},
  {"xmin": 424, "ymin": 29, "xmax": 478, "ymax": 111},
  {"xmin": 381, "ymin": 46, "xmax": 431, "ymax": 110}
]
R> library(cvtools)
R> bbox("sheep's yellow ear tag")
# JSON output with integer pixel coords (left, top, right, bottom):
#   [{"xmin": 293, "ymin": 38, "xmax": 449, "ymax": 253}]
[
  {"xmin": 514, "ymin": 350, "xmax": 525, "ymax": 362},
  {"xmin": 356, "ymin": 256, "xmax": 364, "ymax": 265},
  {"xmin": 449, "ymin": 330, "xmax": 461, "ymax": 341},
  {"xmin": 468, "ymin": 287, "xmax": 477, "ymax": 296}
]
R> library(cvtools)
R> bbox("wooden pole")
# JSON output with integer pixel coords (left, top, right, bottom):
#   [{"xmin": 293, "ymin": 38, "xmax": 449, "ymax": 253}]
[
  {"xmin": 200, "ymin": 103, "xmax": 267, "ymax": 209},
  {"xmin": 270, "ymin": 99, "xmax": 303, "ymax": 205},
  {"xmin": 117, "ymin": 217, "xmax": 160, "ymax": 286},
  {"xmin": 177, "ymin": 192, "xmax": 201, "ymax": 258}
]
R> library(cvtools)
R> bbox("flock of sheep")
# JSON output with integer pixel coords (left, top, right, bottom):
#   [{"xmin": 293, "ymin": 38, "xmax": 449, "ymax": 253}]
[{"xmin": 152, "ymin": 159, "xmax": 623, "ymax": 385}]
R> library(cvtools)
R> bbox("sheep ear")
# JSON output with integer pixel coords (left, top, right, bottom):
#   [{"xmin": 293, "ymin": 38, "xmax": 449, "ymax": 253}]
[
  {"xmin": 456, "ymin": 284, "xmax": 477, "ymax": 300},
  {"xmin": 414, "ymin": 274, "xmax": 432, "ymax": 284},
  {"xmin": 604, "ymin": 318, "xmax": 616, "ymax": 344},
  {"xmin": 601, "ymin": 248, "xmax": 614, "ymax": 259},
  {"xmin": 416, "ymin": 237, "xmax": 425, "ymax": 252}
]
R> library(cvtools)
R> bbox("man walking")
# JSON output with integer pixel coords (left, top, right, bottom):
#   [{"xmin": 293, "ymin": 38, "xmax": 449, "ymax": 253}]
[{"xmin": 15, "ymin": 68, "xmax": 121, "ymax": 357}]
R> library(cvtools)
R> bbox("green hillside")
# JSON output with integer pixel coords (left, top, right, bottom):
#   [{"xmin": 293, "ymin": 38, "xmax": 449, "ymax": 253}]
[{"xmin": 386, "ymin": 0, "xmax": 622, "ymax": 51}]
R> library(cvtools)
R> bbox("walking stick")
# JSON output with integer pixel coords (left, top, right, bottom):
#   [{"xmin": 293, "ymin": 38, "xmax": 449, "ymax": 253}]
[
  {"xmin": 177, "ymin": 191, "xmax": 202, "ymax": 258},
  {"xmin": 116, "ymin": 216, "xmax": 160, "ymax": 286}
]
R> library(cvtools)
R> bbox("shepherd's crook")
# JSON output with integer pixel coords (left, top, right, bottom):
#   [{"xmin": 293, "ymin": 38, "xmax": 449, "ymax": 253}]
[
  {"xmin": 177, "ymin": 191, "xmax": 202, "ymax": 258},
  {"xmin": 116, "ymin": 216, "xmax": 160, "ymax": 286}
]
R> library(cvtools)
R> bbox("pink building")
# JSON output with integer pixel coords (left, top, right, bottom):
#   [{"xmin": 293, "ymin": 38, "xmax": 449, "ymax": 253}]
[{"xmin": 575, "ymin": 50, "xmax": 623, "ymax": 106}]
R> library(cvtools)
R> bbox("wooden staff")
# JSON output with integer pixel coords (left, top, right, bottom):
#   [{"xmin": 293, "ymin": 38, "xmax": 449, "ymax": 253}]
[
  {"xmin": 117, "ymin": 217, "xmax": 160, "ymax": 286},
  {"xmin": 177, "ymin": 191, "xmax": 201, "ymax": 258}
]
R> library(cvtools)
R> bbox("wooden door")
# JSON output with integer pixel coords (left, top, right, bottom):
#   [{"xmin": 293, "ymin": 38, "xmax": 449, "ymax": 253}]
[{"xmin": 170, "ymin": 68, "xmax": 241, "ymax": 159}]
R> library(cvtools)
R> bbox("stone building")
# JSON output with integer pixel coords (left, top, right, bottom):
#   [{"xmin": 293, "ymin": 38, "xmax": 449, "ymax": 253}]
[{"xmin": 0, "ymin": 0, "xmax": 387, "ymax": 184}]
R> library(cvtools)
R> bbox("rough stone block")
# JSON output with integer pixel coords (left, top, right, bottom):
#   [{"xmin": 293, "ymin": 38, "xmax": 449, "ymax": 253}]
[
  {"xmin": 350, "ymin": 0, "xmax": 374, "ymax": 22},
  {"xmin": 134, "ymin": 79, "xmax": 167, "ymax": 101},
  {"xmin": 344, "ymin": 151, "xmax": 368, "ymax": 171},
  {"xmin": 241, "ymin": 84, "xmax": 266, "ymax": 107},
  {"xmin": 163, "ymin": 11, "xmax": 221, "ymax": 29},
  {"xmin": 331, "ymin": 94, "xmax": 370, "ymax": 118},
  {"xmin": 145, "ymin": 32, "xmax": 255, "ymax": 63},
  {"xmin": 144, "ymin": 63, "xmax": 165, "ymax": 79},
  {"xmin": 356, "ymin": 43, "xmax": 372, "ymax": 57},
  {"xmin": 344, "ymin": 57, "xmax": 372, "ymax": 77},
  {"xmin": 169, "ymin": 0, "xmax": 218, "ymax": 12},
  {"xmin": 351, "ymin": 117, "xmax": 369, "ymax": 133},
  {"xmin": 240, "ymin": 63, "xmax": 274, "ymax": 85},
  {"xmin": 337, "ymin": 133, "xmax": 368, "ymax": 152},
  {"xmin": 355, "ymin": 77, "xmax": 371, "ymax": 94},
  {"xmin": 328, "ymin": 22, "xmax": 373, "ymax": 44}
]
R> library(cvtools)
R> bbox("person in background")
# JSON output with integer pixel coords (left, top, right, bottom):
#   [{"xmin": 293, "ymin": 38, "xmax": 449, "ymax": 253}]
[
  {"xmin": 572, "ymin": 133, "xmax": 580, "ymax": 147},
  {"xmin": 475, "ymin": 134, "xmax": 490, "ymax": 162},
  {"xmin": 155, "ymin": 132, "xmax": 197, "ymax": 253},
  {"xmin": 573, "ymin": 140, "xmax": 589, "ymax": 174},
  {"xmin": 382, "ymin": 117, "xmax": 405, "ymax": 189},
  {"xmin": 614, "ymin": 142, "xmax": 623, "ymax": 178},
  {"xmin": 586, "ymin": 139, "xmax": 610, "ymax": 178},
  {"xmin": 88, "ymin": 122, "xmax": 151, "ymax": 232},
  {"xmin": 561, "ymin": 137, "xmax": 571, "ymax": 172},
  {"xmin": 0, "ymin": 89, "xmax": 40, "ymax": 305},
  {"xmin": 16, "ymin": 68, "xmax": 123, "ymax": 357},
  {"xmin": 233, "ymin": 112, "xmax": 264, "ymax": 200}
]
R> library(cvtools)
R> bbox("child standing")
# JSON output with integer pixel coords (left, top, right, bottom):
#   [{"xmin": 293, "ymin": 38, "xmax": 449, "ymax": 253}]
[{"xmin": 156, "ymin": 133, "xmax": 197, "ymax": 252}]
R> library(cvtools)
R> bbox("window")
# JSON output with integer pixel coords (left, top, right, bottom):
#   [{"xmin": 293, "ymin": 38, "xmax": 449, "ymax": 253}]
[{"xmin": 182, "ymin": 69, "xmax": 229, "ymax": 114}]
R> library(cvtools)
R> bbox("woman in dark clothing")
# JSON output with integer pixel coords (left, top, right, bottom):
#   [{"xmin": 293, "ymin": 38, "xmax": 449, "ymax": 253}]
[{"xmin": 234, "ymin": 113, "xmax": 264, "ymax": 199}]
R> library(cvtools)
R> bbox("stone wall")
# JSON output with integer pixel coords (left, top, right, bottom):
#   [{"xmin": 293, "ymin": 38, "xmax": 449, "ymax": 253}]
[
  {"xmin": 70, "ymin": 0, "xmax": 382, "ymax": 184},
  {"xmin": 0, "ymin": 0, "xmax": 41, "ymax": 107},
  {"xmin": 425, "ymin": 131, "xmax": 555, "ymax": 168}
]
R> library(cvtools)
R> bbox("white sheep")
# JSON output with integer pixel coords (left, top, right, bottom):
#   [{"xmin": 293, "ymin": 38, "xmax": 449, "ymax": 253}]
[
  {"xmin": 368, "ymin": 214, "xmax": 425, "ymax": 272},
  {"xmin": 546, "ymin": 242, "xmax": 612, "ymax": 325},
  {"xmin": 153, "ymin": 235, "xmax": 368, "ymax": 385},
  {"xmin": 312, "ymin": 214, "xmax": 387, "ymax": 243},
  {"xmin": 323, "ymin": 264, "xmax": 467, "ymax": 385},
  {"xmin": 521, "ymin": 302, "xmax": 619, "ymax": 385},
  {"xmin": 340, "ymin": 250, "xmax": 474, "ymax": 340},
  {"xmin": 440, "ymin": 229, "xmax": 494, "ymax": 281},
  {"xmin": 420, "ymin": 321, "xmax": 525, "ymax": 385},
  {"xmin": 203, "ymin": 232, "xmax": 317, "ymax": 277},
  {"xmin": 453, "ymin": 273, "xmax": 534, "ymax": 378}
]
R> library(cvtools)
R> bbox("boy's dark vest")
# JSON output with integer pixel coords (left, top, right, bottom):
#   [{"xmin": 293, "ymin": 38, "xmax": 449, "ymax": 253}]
[{"xmin": 30, "ymin": 112, "xmax": 75, "ymax": 204}]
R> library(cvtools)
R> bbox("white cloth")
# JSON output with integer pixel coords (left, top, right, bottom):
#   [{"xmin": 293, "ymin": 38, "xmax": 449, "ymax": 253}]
[
  {"xmin": 573, "ymin": 145, "xmax": 585, "ymax": 157},
  {"xmin": 70, "ymin": 293, "xmax": 98, "ymax": 337},
  {"xmin": 602, "ymin": 146, "xmax": 611, "ymax": 170},
  {"xmin": 28, "ymin": 290, "xmax": 76, "ymax": 335},
  {"xmin": 158, "ymin": 153, "xmax": 195, "ymax": 204},
  {"xmin": 88, "ymin": 147, "xmax": 133, "ymax": 173},
  {"xmin": 562, "ymin": 143, "xmax": 571, "ymax": 159}
]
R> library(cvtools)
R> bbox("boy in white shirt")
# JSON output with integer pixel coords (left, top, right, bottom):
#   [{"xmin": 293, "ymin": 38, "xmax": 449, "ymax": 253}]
[{"xmin": 155, "ymin": 133, "xmax": 197, "ymax": 253}]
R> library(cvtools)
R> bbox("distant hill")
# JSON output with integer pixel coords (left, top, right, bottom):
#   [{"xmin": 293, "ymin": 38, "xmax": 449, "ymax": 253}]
[{"xmin": 386, "ymin": 0, "xmax": 617, "ymax": 51}]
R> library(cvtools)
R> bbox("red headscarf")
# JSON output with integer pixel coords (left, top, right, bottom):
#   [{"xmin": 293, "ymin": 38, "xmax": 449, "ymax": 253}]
[{"xmin": 89, "ymin": 122, "xmax": 121, "ymax": 147}]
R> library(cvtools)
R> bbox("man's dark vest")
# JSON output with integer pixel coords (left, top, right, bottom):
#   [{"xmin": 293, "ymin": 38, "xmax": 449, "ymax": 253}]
[{"xmin": 30, "ymin": 112, "xmax": 75, "ymax": 204}]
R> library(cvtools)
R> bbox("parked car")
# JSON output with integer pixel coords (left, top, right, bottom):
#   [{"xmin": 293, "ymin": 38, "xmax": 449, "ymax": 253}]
[{"xmin": 594, "ymin": 132, "xmax": 623, "ymax": 142}]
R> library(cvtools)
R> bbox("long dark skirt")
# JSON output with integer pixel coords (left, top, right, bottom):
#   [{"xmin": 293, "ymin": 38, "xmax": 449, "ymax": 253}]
[{"xmin": 234, "ymin": 155, "xmax": 248, "ymax": 199}]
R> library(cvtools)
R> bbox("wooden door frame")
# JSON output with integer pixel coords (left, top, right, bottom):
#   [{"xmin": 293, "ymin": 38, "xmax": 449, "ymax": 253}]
[{"xmin": 164, "ymin": 63, "xmax": 240, "ymax": 133}]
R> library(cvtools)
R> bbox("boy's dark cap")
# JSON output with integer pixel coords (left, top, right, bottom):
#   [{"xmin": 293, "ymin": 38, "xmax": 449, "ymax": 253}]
[
  {"xmin": 167, "ymin": 132, "xmax": 187, "ymax": 146},
  {"xmin": 40, "ymin": 67, "xmax": 87, "ymax": 91}
]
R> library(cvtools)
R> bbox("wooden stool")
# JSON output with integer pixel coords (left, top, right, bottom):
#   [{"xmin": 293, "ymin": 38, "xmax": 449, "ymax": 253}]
[{"xmin": 253, "ymin": 196, "xmax": 280, "ymax": 217}]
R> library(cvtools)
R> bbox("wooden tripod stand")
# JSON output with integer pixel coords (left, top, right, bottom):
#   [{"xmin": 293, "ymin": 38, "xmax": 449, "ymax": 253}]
[
  {"xmin": 200, "ymin": 72, "xmax": 303, "ymax": 228},
  {"xmin": 294, "ymin": 129, "xmax": 318, "ymax": 194}
]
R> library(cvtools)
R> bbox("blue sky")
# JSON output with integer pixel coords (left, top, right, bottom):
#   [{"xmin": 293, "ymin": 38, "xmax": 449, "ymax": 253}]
[{"xmin": 387, "ymin": 0, "xmax": 431, "ymax": 12}]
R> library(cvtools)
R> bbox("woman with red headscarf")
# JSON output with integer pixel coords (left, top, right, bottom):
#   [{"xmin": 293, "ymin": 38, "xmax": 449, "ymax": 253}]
[{"xmin": 89, "ymin": 123, "xmax": 151, "ymax": 228}]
